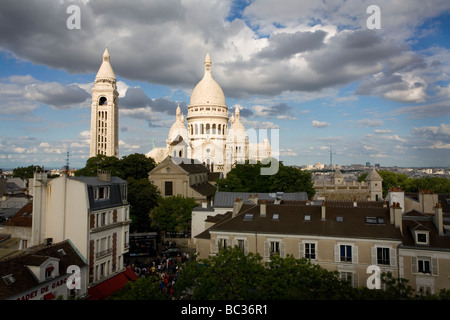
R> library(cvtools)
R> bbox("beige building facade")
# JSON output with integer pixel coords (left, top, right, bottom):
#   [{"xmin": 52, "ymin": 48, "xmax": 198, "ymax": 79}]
[
  {"xmin": 148, "ymin": 156, "xmax": 216, "ymax": 204},
  {"xmin": 196, "ymin": 200, "xmax": 402, "ymax": 288}
]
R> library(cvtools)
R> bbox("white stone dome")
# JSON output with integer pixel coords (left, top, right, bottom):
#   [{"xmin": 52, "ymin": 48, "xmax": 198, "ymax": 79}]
[{"xmin": 189, "ymin": 53, "xmax": 226, "ymax": 107}]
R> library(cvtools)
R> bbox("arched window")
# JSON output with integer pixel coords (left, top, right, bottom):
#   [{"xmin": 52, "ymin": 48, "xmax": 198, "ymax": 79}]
[
  {"xmin": 195, "ymin": 124, "xmax": 198, "ymax": 135},
  {"xmin": 99, "ymin": 97, "xmax": 107, "ymax": 105},
  {"xmin": 218, "ymin": 124, "xmax": 221, "ymax": 135},
  {"xmin": 212, "ymin": 124, "xmax": 216, "ymax": 134},
  {"xmin": 206, "ymin": 124, "xmax": 210, "ymax": 134}
]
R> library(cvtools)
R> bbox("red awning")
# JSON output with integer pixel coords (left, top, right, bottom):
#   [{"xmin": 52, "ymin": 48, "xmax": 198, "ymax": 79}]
[
  {"xmin": 44, "ymin": 292, "xmax": 55, "ymax": 300},
  {"xmin": 87, "ymin": 267, "xmax": 138, "ymax": 300}
]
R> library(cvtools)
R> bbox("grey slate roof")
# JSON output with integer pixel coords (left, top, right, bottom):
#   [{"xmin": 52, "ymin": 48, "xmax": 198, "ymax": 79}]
[
  {"xmin": 71, "ymin": 176, "xmax": 127, "ymax": 211},
  {"xmin": 213, "ymin": 191, "xmax": 308, "ymax": 208},
  {"xmin": 197, "ymin": 201, "xmax": 403, "ymax": 242}
]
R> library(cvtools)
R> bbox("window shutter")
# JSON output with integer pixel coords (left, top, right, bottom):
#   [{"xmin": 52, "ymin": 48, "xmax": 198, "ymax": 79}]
[
  {"xmin": 244, "ymin": 240, "xmax": 248, "ymax": 255},
  {"xmin": 334, "ymin": 245, "xmax": 340, "ymax": 262},
  {"xmin": 299, "ymin": 242, "xmax": 305, "ymax": 259},
  {"xmin": 264, "ymin": 241, "xmax": 269, "ymax": 258},
  {"xmin": 390, "ymin": 248, "xmax": 397, "ymax": 267},
  {"xmin": 352, "ymin": 245, "xmax": 358, "ymax": 264},
  {"xmin": 280, "ymin": 242, "xmax": 285, "ymax": 258},
  {"xmin": 432, "ymin": 258, "xmax": 438, "ymax": 276},
  {"xmin": 411, "ymin": 256, "xmax": 417, "ymax": 274},
  {"xmin": 232, "ymin": 239, "xmax": 237, "ymax": 248},
  {"xmin": 353, "ymin": 273, "xmax": 359, "ymax": 288},
  {"xmin": 214, "ymin": 239, "xmax": 218, "ymax": 254},
  {"xmin": 371, "ymin": 247, "xmax": 377, "ymax": 265}
]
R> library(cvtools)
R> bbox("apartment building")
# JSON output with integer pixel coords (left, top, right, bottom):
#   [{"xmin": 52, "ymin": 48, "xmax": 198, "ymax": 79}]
[
  {"xmin": 196, "ymin": 199, "xmax": 403, "ymax": 288},
  {"xmin": 31, "ymin": 171, "xmax": 131, "ymax": 288}
]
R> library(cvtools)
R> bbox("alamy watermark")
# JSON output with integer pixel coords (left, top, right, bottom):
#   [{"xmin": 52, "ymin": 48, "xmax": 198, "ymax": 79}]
[
  {"xmin": 366, "ymin": 5, "xmax": 381, "ymax": 30},
  {"xmin": 66, "ymin": 5, "xmax": 81, "ymax": 30},
  {"xmin": 66, "ymin": 265, "xmax": 81, "ymax": 290}
]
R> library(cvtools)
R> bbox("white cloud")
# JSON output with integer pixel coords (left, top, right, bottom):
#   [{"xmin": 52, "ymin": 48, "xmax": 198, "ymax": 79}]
[{"xmin": 312, "ymin": 120, "xmax": 330, "ymax": 128}]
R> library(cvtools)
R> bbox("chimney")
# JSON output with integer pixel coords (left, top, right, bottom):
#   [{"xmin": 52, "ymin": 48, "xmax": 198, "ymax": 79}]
[
  {"xmin": 233, "ymin": 198, "xmax": 243, "ymax": 217},
  {"xmin": 390, "ymin": 202, "xmax": 403, "ymax": 234},
  {"xmin": 260, "ymin": 200, "xmax": 266, "ymax": 217},
  {"xmin": 98, "ymin": 170, "xmax": 111, "ymax": 182},
  {"xmin": 321, "ymin": 201, "xmax": 326, "ymax": 221},
  {"xmin": 434, "ymin": 203, "xmax": 444, "ymax": 236}
]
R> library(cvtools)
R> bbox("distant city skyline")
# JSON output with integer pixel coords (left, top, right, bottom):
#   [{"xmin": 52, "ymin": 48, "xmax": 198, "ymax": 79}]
[{"xmin": 0, "ymin": 1, "xmax": 449, "ymax": 169}]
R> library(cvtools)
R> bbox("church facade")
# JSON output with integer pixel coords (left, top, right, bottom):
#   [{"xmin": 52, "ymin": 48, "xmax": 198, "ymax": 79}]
[{"xmin": 146, "ymin": 54, "xmax": 271, "ymax": 175}]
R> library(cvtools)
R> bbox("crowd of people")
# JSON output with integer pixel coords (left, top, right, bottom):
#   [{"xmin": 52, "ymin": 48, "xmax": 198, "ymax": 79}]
[{"xmin": 125, "ymin": 241, "xmax": 191, "ymax": 298}]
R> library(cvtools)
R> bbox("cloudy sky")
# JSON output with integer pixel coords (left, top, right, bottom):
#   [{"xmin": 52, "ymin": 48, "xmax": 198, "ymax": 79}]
[{"xmin": 0, "ymin": 0, "xmax": 449, "ymax": 169}]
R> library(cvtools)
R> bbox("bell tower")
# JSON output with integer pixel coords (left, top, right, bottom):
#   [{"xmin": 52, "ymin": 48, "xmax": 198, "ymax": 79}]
[{"xmin": 89, "ymin": 48, "xmax": 119, "ymax": 158}]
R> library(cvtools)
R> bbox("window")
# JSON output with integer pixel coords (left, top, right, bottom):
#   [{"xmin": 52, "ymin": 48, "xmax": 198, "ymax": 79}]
[
  {"xmin": 218, "ymin": 238, "xmax": 227, "ymax": 251},
  {"xmin": 2, "ymin": 274, "xmax": 16, "ymax": 285},
  {"xmin": 416, "ymin": 231, "xmax": 429, "ymax": 245},
  {"xmin": 272, "ymin": 213, "xmax": 279, "ymax": 220},
  {"xmin": 243, "ymin": 214, "xmax": 253, "ymax": 221},
  {"xmin": 336, "ymin": 216, "xmax": 344, "ymax": 222},
  {"xmin": 366, "ymin": 217, "xmax": 377, "ymax": 224},
  {"xmin": 95, "ymin": 186, "xmax": 110, "ymax": 200},
  {"xmin": 418, "ymin": 258, "xmax": 431, "ymax": 274},
  {"xmin": 270, "ymin": 241, "xmax": 280, "ymax": 256},
  {"xmin": 340, "ymin": 245, "xmax": 352, "ymax": 262},
  {"xmin": 45, "ymin": 265, "xmax": 54, "ymax": 279},
  {"xmin": 165, "ymin": 181, "xmax": 173, "ymax": 196},
  {"xmin": 377, "ymin": 247, "xmax": 390, "ymax": 265},
  {"xmin": 237, "ymin": 239, "xmax": 245, "ymax": 252},
  {"xmin": 304, "ymin": 215, "xmax": 311, "ymax": 221},
  {"xmin": 101, "ymin": 212, "xmax": 107, "ymax": 226},
  {"xmin": 305, "ymin": 242, "xmax": 316, "ymax": 260}
]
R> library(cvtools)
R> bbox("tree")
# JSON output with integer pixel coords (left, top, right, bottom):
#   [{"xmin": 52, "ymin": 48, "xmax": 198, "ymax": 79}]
[
  {"xmin": 74, "ymin": 155, "xmax": 121, "ymax": 177},
  {"xmin": 358, "ymin": 170, "xmax": 450, "ymax": 196},
  {"xmin": 127, "ymin": 178, "xmax": 160, "ymax": 232},
  {"xmin": 216, "ymin": 161, "xmax": 315, "ymax": 198},
  {"xmin": 13, "ymin": 165, "xmax": 43, "ymax": 179},
  {"xmin": 109, "ymin": 275, "xmax": 167, "ymax": 300},
  {"xmin": 118, "ymin": 153, "xmax": 156, "ymax": 180},
  {"xmin": 150, "ymin": 195, "xmax": 198, "ymax": 234},
  {"xmin": 174, "ymin": 247, "xmax": 266, "ymax": 300}
]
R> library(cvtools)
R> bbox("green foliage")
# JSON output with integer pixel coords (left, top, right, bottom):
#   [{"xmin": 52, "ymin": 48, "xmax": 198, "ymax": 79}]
[
  {"xmin": 174, "ymin": 247, "xmax": 266, "ymax": 300},
  {"xmin": 13, "ymin": 165, "xmax": 43, "ymax": 179},
  {"xmin": 150, "ymin": 195, "xmax": 198, "ymax": 233},
  {"xmin": 359, "ymin": 170, "xmax": 450, "ymax": 196},
  {"xmin": 109, "ymin": 275, "xmax": 168, "ymax": 300},
  {"xmin": 216, "ymin": 161, "xmax": 315, "ymax": 198},
  {"xmin": 112, "ymin": 249, "xmax": 450, "ymax": 300},
  {"xmin": 175, "ymin": 248, "xmax": 354, "ymax": 300},
  {"xmin": 127, "ymin": 178, "xmax": 160, "ymax": 232},
  {"xmin": 74, "ymin": 153, "xmax": 156, "ymax": 180}
]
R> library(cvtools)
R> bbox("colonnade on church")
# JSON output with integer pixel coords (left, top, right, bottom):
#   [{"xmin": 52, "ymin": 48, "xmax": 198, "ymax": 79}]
[{"xmin": 189, "ymin": 123, "xmax": 228, "ymax": 136}]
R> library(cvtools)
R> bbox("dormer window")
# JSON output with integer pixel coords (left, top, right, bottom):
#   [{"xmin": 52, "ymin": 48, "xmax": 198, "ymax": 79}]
[
  {"xmin": 94, "ymin": 186, "xmax": 110, "ymax": 200},
  {"xmin": 45, "ymin": 264, "xmax": 54, "ymax": 279},
  {"xmin": 2, "ymin": 274, "xmax": 16, "ymax": 285},
  {"xmin": 415, "ymin": 231, "xmax": 429, "ymax": 245}
]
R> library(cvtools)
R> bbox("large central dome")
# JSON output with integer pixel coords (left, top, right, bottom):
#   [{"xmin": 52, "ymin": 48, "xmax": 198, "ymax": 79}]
[{"xmin": 189, "ymin": 53, "xmax": 226, "ymax": 107}]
